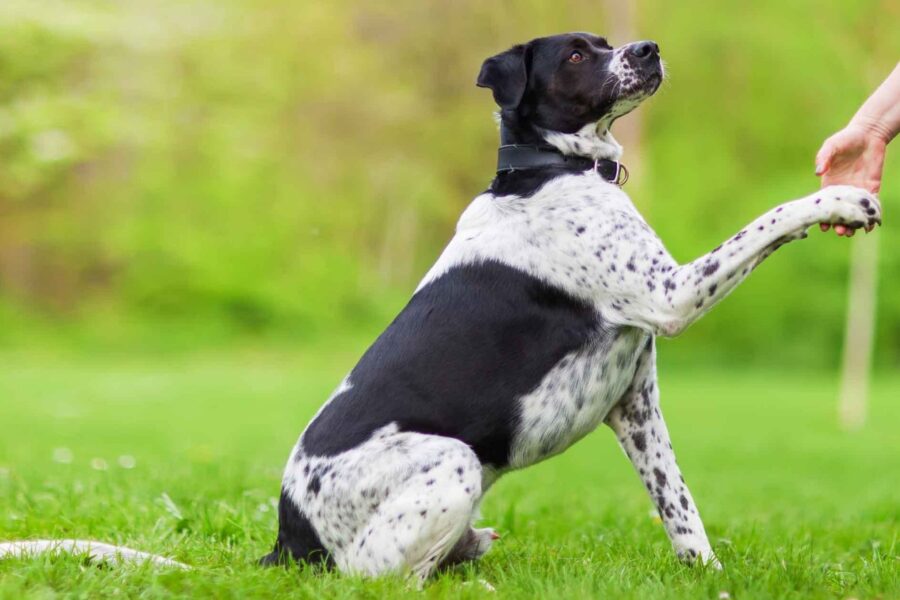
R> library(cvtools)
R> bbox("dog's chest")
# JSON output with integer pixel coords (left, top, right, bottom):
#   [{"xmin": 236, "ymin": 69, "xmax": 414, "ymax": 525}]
[{"xmin": 509, "ymin": 326, "xmax": 648, "ymax": 469}]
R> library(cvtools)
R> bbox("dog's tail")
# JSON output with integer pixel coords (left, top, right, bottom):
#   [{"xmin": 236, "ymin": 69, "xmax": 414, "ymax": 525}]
[{"xmin": 0, "ymin": 539, "xmax": 188, "ymax": 568}]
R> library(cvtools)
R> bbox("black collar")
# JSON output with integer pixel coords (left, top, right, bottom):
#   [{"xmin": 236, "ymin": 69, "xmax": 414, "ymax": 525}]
[{"xmin": 496, "ymin": 144, "xmax": 628, "ymax": 186}]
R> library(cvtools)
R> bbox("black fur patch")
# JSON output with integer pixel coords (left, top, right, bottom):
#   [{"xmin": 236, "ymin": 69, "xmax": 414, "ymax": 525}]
[
  {"xmin": 258, "ymin": 489, "xmax": 332, "ymax": 568},
  {"xmin": 301, "ymin": 260, "xmax": 601, "ymax": 468}
]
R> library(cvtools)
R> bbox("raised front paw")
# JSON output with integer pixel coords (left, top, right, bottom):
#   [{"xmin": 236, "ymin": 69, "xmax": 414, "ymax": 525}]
[{"xmin": 816, "ymin": 185, "xmax": 882, "ymax": 237}]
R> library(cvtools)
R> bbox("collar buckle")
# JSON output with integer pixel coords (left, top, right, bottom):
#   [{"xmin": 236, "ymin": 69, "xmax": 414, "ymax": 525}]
[
  {"xmin": 593, "ymin": 159, "xmax": 629, "ymax": 186},
  {"xmin": 614, "ymin": 162, "xmax": 629, "ymax": 186}
]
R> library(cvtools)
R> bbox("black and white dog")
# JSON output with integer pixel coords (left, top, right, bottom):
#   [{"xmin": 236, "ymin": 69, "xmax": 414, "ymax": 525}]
[
  {"xmin": 0, "ymin": 32, "xmax": 881, "ymax": 577},
  {"xmin": 258, "ymin": 33, "xmax": 881, "ymax": 579}
]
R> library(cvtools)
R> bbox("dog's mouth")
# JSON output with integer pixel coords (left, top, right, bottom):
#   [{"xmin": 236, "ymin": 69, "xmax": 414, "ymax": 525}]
[
  {"xmin": 620, "ymin": 59, "xmax": 664, "ymax": 97},
  {"xmin": 644, "ymin": 68, "xmax": 663, "ymax": 94},
  {"xmin": 604, "ymin": 56, "xmax": 663, "ymax": 122}
]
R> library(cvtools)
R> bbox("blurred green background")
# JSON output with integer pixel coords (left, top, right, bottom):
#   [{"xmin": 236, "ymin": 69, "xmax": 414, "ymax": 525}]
[
  {"xmin": 0, "ymin": 0, "xmax": 898, "ymax": 368},
  {"xmin": 1, "ymin": 3, "xmax": 898, "ymax": 597}
]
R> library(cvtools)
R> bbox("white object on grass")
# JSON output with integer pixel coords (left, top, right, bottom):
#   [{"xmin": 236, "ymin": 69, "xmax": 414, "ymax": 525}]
[{"xmin": 0, "ymin": 539, "xmax": 188, "ymax": 569}]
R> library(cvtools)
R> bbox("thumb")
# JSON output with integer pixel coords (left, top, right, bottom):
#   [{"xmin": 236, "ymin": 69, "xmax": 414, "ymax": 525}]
[{"xmin": 815, "ymin": 141, "xmax": 834, "ymax": 176}]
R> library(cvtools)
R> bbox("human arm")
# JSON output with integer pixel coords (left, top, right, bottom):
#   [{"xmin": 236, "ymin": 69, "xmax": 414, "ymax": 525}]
[{"xmin": 816, "ymin": 62, "xmax": 900, "ymax": 235}]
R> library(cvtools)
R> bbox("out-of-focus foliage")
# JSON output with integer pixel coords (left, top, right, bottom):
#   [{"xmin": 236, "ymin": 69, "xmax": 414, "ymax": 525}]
[{"xmin": 0, "ymin": 0, "xmax": 897, "ymax": 365}]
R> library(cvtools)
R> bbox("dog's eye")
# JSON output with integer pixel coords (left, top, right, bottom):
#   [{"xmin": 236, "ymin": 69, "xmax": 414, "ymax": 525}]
[{"xmin": 568, "ymin": 51, "xmax": 585, "ymax": 64}]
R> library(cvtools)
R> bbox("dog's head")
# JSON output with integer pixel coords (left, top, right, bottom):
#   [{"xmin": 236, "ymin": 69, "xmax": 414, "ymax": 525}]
[{"xmin": 478, "ymin": 33, "xmax": 663, "ymax": 158}]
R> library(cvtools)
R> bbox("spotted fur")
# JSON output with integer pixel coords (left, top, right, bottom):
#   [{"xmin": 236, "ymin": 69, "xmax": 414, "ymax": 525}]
[
  {"xmin": 1, "ymin": 32, "xmax": 880, "ymax": 580},
  {"xmin": 261, "ymin": 33, "xmax": 882, "ymax": 582}
]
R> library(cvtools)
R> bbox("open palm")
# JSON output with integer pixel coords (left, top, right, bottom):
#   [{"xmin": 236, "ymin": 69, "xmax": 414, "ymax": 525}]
[{"xmin": 816, "ymin": 125, "xmax": 886, "ymax": 236}]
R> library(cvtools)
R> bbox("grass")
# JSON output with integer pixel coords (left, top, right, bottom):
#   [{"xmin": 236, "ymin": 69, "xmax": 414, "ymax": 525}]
[{"xmin": 0, "ymin": 345, "xmax": 897, "ymax": 599}]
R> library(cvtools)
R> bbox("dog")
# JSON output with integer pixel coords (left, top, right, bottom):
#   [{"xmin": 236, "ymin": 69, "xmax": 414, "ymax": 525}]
[
  {"xmin": 1, "ymin": 32, "xmax": 881, "ymax": 578},
  {"xmin": 257, "ymin": 32, "xmax": 882, "ymax": 580}
]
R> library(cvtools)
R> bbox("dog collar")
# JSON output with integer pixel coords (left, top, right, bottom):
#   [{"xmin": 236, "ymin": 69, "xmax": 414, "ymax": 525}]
[{"xmin": 496, "ymin": 144, "xmax": 628, "ymax": 186}]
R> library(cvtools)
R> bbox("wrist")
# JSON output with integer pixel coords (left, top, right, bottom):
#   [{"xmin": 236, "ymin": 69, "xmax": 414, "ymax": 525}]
[{"xmin": 848, "ymin": 115, "xmax": 894, "ymax": 144}]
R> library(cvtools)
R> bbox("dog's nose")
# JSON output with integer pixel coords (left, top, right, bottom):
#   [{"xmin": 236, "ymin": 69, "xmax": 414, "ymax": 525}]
[{"xmin": 629, "ymin": 40, "xmax": 660, "ymax": 59}]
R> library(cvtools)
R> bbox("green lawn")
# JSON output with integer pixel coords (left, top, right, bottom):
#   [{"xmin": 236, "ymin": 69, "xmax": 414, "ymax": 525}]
[{"xmin": 0, "ymin": 347, "xmax": 897, "ymax": 599}]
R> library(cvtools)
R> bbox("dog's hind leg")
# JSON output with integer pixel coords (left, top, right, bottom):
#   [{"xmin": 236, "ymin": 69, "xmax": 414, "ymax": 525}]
[
  {"xmin": 605, "ymin": 339, "xmax": 719, "ymax": 567},
  {"xmin": 332, "ymin": 433, "xmax": 486, "ymax": 581}
]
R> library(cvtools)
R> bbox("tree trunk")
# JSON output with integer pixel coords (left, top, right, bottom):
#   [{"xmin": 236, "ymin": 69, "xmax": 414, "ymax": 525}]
[{"xmin": 837, "ymin": 233, "xmax": 878, "ymax": 430}]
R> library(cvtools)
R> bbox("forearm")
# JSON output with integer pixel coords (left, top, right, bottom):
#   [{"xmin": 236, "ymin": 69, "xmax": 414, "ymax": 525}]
[
  {"xmin": 661, "ymin": 200, "xmax": 815, "ymax": 330},
  {"xmin": 636, "ymin": 186, "xmax": 880, "ymax": 337},
  {"xmin": 849, "ymin": 62, "xmax": 900, "ymax": 143}
]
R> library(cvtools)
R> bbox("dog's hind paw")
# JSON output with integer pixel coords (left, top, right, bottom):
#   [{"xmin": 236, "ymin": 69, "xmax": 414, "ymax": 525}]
[{"xmin": 439, "ymin": 527, "xmax": 498, "ymax": 568}]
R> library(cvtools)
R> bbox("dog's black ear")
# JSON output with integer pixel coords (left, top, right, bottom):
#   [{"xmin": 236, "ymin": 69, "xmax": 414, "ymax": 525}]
[{"xmin": 477, "ymin": 44, "xmax": 528, "ymax": 109}]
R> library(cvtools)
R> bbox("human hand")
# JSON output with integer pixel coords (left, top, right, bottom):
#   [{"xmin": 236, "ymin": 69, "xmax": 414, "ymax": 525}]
[{"xmin": 815, "ymin": 122, "xmax": 887, "ymax": 237}]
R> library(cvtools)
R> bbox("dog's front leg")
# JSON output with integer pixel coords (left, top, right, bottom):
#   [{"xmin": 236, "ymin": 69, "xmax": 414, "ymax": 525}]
[
  {"xmin": 621, "ymin": 185, "xmax": 881, "ymax": 336},
  {"xmin": 605, "ymin": 339, "xmax": 719, "ymax": 566}
]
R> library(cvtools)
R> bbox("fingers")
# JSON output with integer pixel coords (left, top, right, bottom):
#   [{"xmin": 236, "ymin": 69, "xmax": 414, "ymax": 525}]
[{"xmin": 819, "ymin": 223, "xmax": 877, "ymax": 237}]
